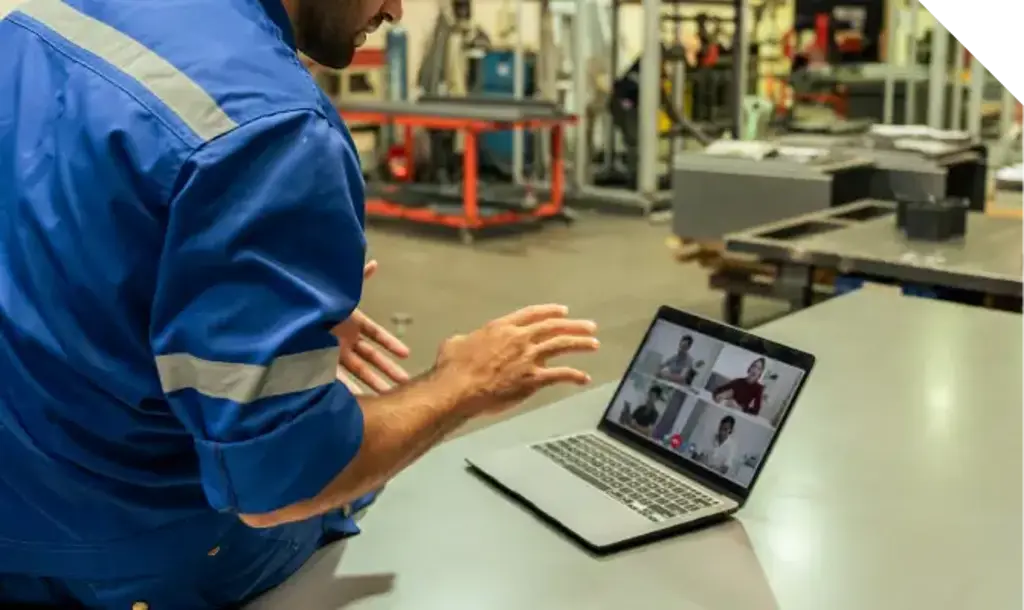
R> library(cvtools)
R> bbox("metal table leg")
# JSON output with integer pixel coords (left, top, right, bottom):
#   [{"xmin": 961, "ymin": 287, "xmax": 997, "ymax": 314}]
[{"xmin": 723, "ymin": 292, "xmax": 744, "ymax": 326}]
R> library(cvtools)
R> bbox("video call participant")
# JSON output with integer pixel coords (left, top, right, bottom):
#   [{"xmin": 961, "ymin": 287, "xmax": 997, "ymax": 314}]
[
  {"xmin": 622, "ymin": 385, "xmax": 666, "ymax": 436},
  {"xmin": 695, "ymin": 415, "xmax": 737, "ymax": 476},
  {"xmin": 712, "ymin": 357, "xmax": 766, "ymax": 415},
  {"xmin": 658, "ymin": 335, "xmax": 702, "ymax": 385}
]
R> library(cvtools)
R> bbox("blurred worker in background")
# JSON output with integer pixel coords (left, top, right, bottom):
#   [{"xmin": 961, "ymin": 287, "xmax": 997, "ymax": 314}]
[{"xmin": 0, "ymin": 0, "xmax": 599, "ymax": 607}]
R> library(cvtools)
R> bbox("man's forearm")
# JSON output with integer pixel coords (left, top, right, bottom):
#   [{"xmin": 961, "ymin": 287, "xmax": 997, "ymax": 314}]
[
  {"xmin": 240, "ymin": 370, "xmax": 470, "ymax": 527},
  {"xmin": 327, "ymin": 370, "xmax": 473, "ymax": 505}
]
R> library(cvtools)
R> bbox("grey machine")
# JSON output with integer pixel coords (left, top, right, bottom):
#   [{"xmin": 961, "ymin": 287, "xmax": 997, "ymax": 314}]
[
  {"xmin": 777, "ymin": 128, "xmax": 989, "ymax": 211},
  {"xmin": 671, "ymin": 146, "xmax": 874, "ymax": 241},
  {"xmin": 467, "ymin": 305, "xmax": 815, "ymax": 553}
]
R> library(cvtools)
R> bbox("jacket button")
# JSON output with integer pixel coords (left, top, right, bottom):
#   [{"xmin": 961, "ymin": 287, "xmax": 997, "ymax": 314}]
[{"xmin": 132, "ymin": 603, "xmax": 149, "ymax": 610}]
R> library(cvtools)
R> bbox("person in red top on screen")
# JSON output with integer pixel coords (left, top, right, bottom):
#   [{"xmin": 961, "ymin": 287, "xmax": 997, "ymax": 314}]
[{"xmin": 712, "ymin": 357, "xmax": 766, "ymax": 415}]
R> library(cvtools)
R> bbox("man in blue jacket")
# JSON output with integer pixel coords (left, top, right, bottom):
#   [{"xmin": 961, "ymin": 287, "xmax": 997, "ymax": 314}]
[{"xmin": 0, "ymin": 0, "xmax": 600, "ymax": 607}]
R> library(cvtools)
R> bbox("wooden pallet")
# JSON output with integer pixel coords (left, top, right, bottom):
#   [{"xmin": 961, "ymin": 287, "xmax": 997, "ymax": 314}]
[
  {"xmin": 667, "ymin": 236, "xmax": 772, "ymax": 272},
  {"xmin": 666, "ymin": 235, "xmax": 835, "ymax": 285}
]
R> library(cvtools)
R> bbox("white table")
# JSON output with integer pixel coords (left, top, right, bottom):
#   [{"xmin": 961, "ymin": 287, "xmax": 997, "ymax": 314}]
[{"xmin": 250, "ymin": 289, "xmax": 1023, "ymax": 610}]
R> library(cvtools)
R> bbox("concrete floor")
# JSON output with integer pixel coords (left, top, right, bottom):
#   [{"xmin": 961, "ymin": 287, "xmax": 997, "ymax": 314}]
[{"xmin": 358, "ymin": 213, "xmax": 782, "ymax": 431}]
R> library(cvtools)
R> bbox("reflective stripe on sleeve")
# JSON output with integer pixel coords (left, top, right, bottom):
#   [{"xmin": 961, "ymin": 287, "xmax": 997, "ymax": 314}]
[
  {"xmin": 155, "ymin": 347, "xmax": 340, "ymax": 404},
  {"xmin": 17, "ymin": 0, "xmax": 237, "ymax": 142},
  {"xmin": 1, "ymin": 1, "xmax": 30, "ymax": 20}
]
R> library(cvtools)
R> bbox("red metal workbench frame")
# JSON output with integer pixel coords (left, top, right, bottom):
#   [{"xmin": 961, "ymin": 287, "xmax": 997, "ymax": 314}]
[{"xmin": 338, "ymin": 109, "xmax": 578, "ymax": 234}]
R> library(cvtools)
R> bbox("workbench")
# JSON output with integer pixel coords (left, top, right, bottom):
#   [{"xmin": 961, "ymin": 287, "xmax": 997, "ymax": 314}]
[
  {"xmin": 715, "ymin": 199, "xmax": 1022, "ymax": 324},
  {"xmin": 337, "ymin": 99, "xmax": 577, "ymax": 243},
  {"xmin": 248, "ymin": 290, "xmax": 1022, "ymax": 610}
]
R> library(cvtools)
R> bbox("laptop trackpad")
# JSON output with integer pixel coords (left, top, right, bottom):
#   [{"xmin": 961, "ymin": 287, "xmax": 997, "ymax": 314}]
[{"xmin": 469, "ymin": 445, "xmax": 653, "ymax": 546}]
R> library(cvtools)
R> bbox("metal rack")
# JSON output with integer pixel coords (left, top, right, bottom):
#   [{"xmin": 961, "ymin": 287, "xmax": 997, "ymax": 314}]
[
  {"xmin": 504, "ymin": 0, "xmax": 772, "ymax": 215},
  {"xmin": 869, "ymin": 0, "xmax": 1016, "ymax": 136},
  {"xmin": 617, "ymin": 0, "xmax": 753, "ymax": 208},
  {"xmin": 557, "ymin": 0, "xmax": 756, "ymax": 214}
]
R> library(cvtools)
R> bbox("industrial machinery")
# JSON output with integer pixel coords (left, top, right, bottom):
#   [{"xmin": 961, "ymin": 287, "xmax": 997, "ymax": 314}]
[
  {"xmin": 783, "ymin": 0, "xmax": 1017, "ymax": 138},
  {"xmin": 467, "ymin": 49, "xmax": 540, "ymax": 178},
  {"xmin": 776, "ymin": 125, "xmax": 989, "ymax": 211},
  {"xmin": 334, "ymin": 0, "xmax": 579, "ymax": 242},
  {"xmin": 598, "ymin": 49, "xmax": 717, "ymax": 192}
]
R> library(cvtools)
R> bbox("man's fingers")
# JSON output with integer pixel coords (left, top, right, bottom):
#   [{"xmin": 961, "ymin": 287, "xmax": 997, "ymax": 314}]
[
  {"xmin": 534, "ymin": 335, "xmax": 601, "ymax": 358},
  {"xmin": 533, "ymin": 366, "xmax": 592, "ymax": 386},
  {"xmin": 354, "ymin": 339, "xmax": 411, "ymax": 383},
  {"xmin": 340, "ymin": 353, "xmax": 392, "ymax": 394},
  {"xmin": 529, "ymin": 318, "xmax": 597, "ymax": 341},
  {"xmin": 352, "ymin": 310, "xmax": 411, "ymax": 358},
  {"xmin": 497, "ymin": 304, "xmax": 569, "ymax": 327},
  {"xmin": 363, "ymin": 259, "xmax": 378, "ymax": 280}
]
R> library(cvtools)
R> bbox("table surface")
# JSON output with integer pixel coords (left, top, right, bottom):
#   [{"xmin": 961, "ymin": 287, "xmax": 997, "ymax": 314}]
[
  {"xmin": 250, "ymin": 290, "xmax": 1022, "ymax": 610},
  {"xmin": 798, "ymin": 212, "xmax": 1023, "ymax": 281},
  {"xmin": 726, "ymin": 201, "xmax": 1023, "ymax": 295}
]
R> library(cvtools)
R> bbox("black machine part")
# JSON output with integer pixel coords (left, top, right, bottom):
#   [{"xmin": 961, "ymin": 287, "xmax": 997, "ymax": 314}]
[
  {"xmin": 896, "ymin": 196, "xmax": 968, "ymax": 242},
  {"xmin": 416, "ymin": 13, "xmax": 454, "ymax": 96}
]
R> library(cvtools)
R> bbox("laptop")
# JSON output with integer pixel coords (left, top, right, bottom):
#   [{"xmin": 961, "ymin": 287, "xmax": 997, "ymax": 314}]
[{"xmin": 466, "ymin": 305, "xmax": 815, "ymax": 552}]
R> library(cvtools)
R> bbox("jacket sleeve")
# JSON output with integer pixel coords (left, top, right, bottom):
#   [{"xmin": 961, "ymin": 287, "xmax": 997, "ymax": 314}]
[{"xmin": 151, "ymin": 109, "xmax": 367, "ymax": 514}]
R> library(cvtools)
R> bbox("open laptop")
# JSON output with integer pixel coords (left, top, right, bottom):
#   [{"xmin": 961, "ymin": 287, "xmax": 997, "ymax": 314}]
[{"xmin": 466, "ymin": 305, "xmax": 815, "ymax": 552}]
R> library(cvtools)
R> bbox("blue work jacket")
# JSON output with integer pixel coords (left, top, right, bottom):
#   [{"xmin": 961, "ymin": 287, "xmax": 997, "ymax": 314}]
[{"xmin": 0, "ymin": 0, "xmax": 370, "ymax": 606}]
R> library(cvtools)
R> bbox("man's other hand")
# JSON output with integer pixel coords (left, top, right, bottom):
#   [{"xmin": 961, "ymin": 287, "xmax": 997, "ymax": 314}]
[{"xmin": 333, "ymin": 260, "xmax": 411, "ymax": 394}]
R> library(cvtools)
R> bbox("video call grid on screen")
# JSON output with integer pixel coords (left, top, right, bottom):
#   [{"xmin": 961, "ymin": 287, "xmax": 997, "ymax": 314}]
[{"xmin": 605, "ymin": 319, "xmax": 806, "ymax": 488}]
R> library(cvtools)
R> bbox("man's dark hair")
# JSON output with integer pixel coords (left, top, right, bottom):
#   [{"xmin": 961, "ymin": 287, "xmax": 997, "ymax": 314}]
[
  {"xmin": 648, "ymin": 385, "xmax": 665, "ymax": 399},
  {"xmin": 720, "ymin": 415, "xmax": 736, "ymax": 428},
  {"xmin": 681, "ymin": 335, "xmax": 693, "ymax": 345}
]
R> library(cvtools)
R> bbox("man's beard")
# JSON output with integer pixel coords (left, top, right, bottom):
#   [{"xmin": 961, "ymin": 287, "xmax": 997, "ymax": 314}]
[{"xmin": 296, "ymin": 0, "xmax": 358, "ymax": 69}]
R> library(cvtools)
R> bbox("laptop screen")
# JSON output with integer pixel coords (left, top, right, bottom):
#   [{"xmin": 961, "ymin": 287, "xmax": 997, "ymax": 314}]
[{"xmin": 603, "ymin": 317, "xmax": 807, "ymax": 489}]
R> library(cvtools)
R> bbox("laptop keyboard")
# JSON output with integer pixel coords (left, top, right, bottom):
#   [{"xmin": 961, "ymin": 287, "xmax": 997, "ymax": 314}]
[{"xmin": 532, "ymin": 434, "xmax": 720, "ymax": 523}]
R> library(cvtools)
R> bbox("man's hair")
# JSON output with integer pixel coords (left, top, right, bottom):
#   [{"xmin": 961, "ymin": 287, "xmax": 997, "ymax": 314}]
[
  {"xmin": 680, "ymin": 334, "xmax": 693, "ymax": 344},
  {"xmin": 720, "ymin": 415, "xmax": 736, "ymax": 428},
  {"xmin": 648, "ymin": 385, "xmax": 665, "ymax": 398}
]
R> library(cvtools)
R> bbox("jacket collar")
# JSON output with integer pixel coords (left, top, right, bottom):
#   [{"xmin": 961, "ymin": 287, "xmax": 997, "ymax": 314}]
[{"xmin": 259, "ymin": 0, "xmax": 295, "ymax": 49}]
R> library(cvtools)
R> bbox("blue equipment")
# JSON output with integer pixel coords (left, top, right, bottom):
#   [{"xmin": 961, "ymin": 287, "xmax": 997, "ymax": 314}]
[
  {"xmin": 470, "ymin": 50, "xmax": 536, "ymax": 175},
  {"xmin": 385, "ymin": 26, "xmax": 409, "ymax": 102},
  {"xmin": 384, "ymin": 26, "xmax": 409, "ymax": 146}
]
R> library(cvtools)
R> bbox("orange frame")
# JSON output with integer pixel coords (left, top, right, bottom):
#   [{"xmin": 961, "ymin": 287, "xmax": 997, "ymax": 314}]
[{"xmin": 339, "ymin": 109, "xmax": 578, "ymax": 231}]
